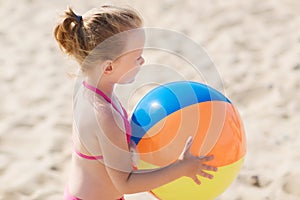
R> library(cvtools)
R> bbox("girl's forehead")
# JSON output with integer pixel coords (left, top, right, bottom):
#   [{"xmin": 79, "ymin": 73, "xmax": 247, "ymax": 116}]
[
  {"xmin": 128, "ymin": 30, "xmax": 145, "ymax": 47},
  {"xmin": 107, "ymin": 29, "xmax": 145, "ymax": 58}
]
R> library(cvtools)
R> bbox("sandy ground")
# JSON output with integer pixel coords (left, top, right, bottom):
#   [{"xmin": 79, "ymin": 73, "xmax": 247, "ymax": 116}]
[{"xmin": 1, "ymin": 0, "xmax": 300, "ymax": 199}]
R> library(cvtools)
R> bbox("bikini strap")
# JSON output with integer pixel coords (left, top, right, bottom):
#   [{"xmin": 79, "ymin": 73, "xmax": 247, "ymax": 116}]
[
  {"xmin": 74, "ymin": 148, "xmax": 104, "ymax": 160},
  {"xmin": 83, "ymin": 81, "xmax": 112, "ymax": 104},
  {"xmin": 82, "ymin": 81, "xmax": 132, "ymax": 143}
]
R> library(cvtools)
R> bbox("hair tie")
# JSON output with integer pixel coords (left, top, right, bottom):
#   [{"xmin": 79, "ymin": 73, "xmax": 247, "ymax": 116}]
[{"xmin": 76, "ymin": 15, "xmax": 83, "ymax": 23}]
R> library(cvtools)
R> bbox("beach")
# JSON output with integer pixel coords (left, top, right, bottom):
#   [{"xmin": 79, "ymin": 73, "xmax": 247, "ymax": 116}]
[{"xmin": 1, "ymin": 0, "xmax": 300, "ymax": 199}]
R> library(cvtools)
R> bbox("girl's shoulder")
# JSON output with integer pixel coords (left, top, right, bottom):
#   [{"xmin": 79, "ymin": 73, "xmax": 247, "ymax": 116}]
[{"xmin": 93, "ymin": 100, "xmax": 124, "ymax": 129}]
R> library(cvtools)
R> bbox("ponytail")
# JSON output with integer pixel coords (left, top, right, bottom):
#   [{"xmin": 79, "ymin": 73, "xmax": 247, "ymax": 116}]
[{"xmin": 54, "ymin": 7, "xmax": 87, "ymax": 63}]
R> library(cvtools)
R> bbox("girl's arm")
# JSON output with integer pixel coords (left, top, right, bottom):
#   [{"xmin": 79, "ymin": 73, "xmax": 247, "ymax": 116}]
[{"xmin": 97, "ymin": 109, "xmax": 217, "ymax": 194}]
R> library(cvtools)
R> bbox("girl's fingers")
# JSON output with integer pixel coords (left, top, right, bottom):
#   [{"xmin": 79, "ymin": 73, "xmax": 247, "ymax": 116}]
[
  {"xmin": 198, "ymin": 171, "xmax": 214, "ymax": 179},
  {"xmin": 192, "ymin": 175, "xmax": 201, "ymax": 185},
  {"xmin": 184, "ymin": 136, "xmax": 193, "ymax": 153},
  {"xmin": 198, "ymin": 155, "xmax": 218, "ymax": 172},
  {"xmin": 202, "ymin": 164, "xmax": 218, "ymax": 172},
  {"xmin": 179, "ymin": 136, "xmax": 193, "ymax": 160},
  {"xmin": 198, "ymin": 155, "xmax": 214, "ymax": 162}
]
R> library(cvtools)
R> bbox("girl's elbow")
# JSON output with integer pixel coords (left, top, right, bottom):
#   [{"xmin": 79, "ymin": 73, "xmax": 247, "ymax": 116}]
[
  {"xmin": 119, "ymin": 174, "xmax": 146, "ymax": 194},
  {"xmin": 115, "ymin": 183, "xmax": 135, "ymax": 194}
]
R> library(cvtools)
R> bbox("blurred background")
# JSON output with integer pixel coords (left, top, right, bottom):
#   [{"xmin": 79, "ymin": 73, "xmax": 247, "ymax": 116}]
[{"xmin": 0, "ymin": 0, "xmax": 299, "ymax": 199}]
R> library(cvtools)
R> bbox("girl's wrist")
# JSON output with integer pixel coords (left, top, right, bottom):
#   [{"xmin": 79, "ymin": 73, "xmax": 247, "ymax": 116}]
[{"xmin": 174, "ymin": 159, "xmax": 189, "ymax": 177}]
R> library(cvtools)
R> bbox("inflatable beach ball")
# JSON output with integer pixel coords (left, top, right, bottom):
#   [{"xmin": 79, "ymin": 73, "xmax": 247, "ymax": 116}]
[{"xmin": 130, "ymin": 81, "xmax": 246, "ymax": 200}]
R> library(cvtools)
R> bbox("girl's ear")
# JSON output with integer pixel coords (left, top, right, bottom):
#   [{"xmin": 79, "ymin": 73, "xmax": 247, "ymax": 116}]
[{"xmin": 102, "ymin": 60, "xmax": 114, "ymax": 74}]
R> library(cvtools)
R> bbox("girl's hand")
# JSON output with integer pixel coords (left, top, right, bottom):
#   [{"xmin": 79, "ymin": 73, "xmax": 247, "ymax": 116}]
[{"xmin": 180, "ymin": 136, "xmax": 218, "ymax": 185}]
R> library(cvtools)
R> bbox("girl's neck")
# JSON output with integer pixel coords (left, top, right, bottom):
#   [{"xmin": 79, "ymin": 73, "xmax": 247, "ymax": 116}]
[{"xmin": 85, "ymin": 77, "xmax": 114, "ymax": 98}]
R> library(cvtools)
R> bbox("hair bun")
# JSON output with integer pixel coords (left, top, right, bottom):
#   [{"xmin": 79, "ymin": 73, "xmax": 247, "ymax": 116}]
[{"xmin": 53, "ymin": 7, "xmax": 86, "ymax": 62}]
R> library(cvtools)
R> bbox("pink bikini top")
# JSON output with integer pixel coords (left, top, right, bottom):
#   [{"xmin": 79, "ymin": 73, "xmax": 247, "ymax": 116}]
[{"xmin": 74, "ymin": 81, "xmax": 132, "ymax": 160}]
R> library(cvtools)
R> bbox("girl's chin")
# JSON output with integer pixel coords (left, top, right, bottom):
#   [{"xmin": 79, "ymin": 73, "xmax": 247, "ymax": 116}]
[
  {"xmin": 126, "ymin": 78, "xmax": 135, "ymax": 84},
  {"xmin": 118, "ymin": 77, "xmax": 135, "ymax": 84}
]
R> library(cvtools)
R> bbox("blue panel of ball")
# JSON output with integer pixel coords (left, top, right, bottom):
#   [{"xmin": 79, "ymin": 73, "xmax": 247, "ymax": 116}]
[{"xmin": 130, "ymin": 81, "xmax": 231, "ymax": 144}]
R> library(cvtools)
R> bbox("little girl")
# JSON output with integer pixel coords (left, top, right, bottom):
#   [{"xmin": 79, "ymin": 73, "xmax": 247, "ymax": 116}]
[{"xmin": 54, "ymin": 5, "xmax": 217, "ymax": 200}]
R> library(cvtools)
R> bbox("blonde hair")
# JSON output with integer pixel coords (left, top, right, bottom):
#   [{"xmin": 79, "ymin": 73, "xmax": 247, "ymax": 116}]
[{"xmin": 54, "ymin": 5, "xmax": 143, "ymax": 72}]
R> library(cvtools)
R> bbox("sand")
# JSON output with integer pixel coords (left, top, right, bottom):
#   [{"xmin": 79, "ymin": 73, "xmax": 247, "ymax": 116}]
[{"xmin": 1, "ymin": 0, "xmax": 300, "ymax": 199}]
